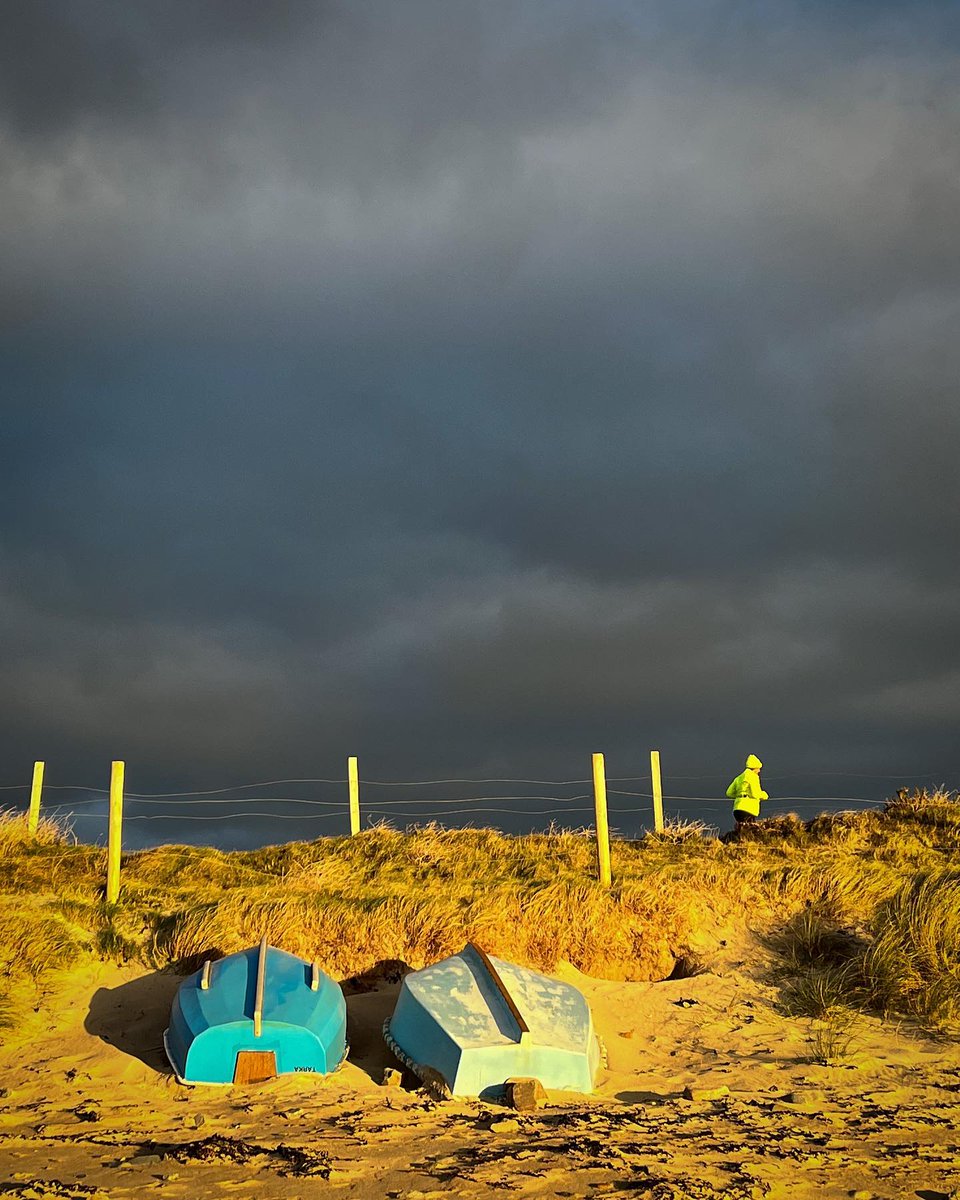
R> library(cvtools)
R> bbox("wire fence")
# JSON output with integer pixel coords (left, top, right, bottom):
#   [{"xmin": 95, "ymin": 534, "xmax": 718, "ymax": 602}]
[{"xmin": 3, "ymin": 761, "xmax": 953, "ymax": 849}]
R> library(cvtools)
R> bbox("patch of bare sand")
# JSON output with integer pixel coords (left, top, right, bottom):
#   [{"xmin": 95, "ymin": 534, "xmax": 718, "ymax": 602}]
[{"xmin": 1, "ymin": 955, "xmax": 959, "ymax": 1199}]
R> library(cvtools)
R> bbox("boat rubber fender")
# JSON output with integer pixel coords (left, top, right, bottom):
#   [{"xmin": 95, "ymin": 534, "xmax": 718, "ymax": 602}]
[
  {"xmin": 596, "ymin": 1033, "xmax": 608, "ymax": 1071},
  {"xmin": 382, "ymin": 1018, "xmax": 452, "ymax": 1101}
]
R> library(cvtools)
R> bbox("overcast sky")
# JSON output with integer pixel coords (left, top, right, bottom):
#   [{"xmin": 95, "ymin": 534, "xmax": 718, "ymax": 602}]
[{"xmin": 2, "ymin": 1, "xmax": 959, "ymax": 834}]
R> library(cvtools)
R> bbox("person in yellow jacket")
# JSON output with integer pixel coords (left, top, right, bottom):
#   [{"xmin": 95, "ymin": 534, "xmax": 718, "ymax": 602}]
[{"xmin": 726, "ymin": 754, "xmax": 768, "ymax": 832}]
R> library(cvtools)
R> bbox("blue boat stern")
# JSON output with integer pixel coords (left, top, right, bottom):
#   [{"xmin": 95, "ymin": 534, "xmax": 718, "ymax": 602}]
[{"xmin": 163, "ymin": 943, "xmax": 347, "ymax": 1086}]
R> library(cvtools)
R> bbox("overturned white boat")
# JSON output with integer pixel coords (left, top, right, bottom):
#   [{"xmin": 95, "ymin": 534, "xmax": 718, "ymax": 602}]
[{"xmin": 384, "ymin": 943, "xmax": 601, "ymax": 1098}]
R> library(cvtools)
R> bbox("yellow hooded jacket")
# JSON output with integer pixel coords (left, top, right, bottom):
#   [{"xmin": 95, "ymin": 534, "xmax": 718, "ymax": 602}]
[{"xmin": 726, "ymin": 754, "xmax": 768, "ymax": 817}]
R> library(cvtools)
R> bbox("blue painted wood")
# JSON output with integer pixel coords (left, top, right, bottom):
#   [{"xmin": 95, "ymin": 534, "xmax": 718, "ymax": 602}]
[
  {"xmin": 386, "ymin": 944, "xmax": 600, "ymax": 1098},
  {"xmin": 164, "ymin": 944, "xmax": 347, "ymax": 1085}
]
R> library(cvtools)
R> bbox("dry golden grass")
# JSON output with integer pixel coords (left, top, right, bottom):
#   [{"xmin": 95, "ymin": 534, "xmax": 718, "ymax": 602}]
[
  {"xmin": 2, "ymin": 793, "xmax": 960, "ymax": 1033},
  {"xmin": 858, "ymin": 869, "xmax": 960, "ymax": 1028},
  {"xmin": 0, "ymin": 808, "xmax": 70, "ymax": 853}
]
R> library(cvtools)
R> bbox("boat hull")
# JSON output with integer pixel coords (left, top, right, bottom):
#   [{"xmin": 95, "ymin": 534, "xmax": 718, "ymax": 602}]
[
  {"xmin": 164, "ymin": 943, "xmax": 347, "ymax": 1085},
  {"xmin": 386, "ymin": 944, "xmax": 600, "ymax": 1098}
]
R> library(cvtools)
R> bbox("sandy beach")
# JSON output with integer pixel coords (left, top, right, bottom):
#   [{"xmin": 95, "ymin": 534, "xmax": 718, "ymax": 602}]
[{"xmin": 2, "ymin": 944, "xmax": 958, "ymax": 1200}]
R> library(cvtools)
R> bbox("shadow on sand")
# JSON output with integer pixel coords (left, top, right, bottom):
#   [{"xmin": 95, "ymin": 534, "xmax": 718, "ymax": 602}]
[
  {"xmin": 341, "ymin": 959, "xmax": 411, "ymax": 1085},
  {"xmin": 85, "ymin": 969, "xmax": 182, "ymax": 1074},
  {"xmin": 615, "ymin": 1088, "xmax": 682, "ymax": 1104}
]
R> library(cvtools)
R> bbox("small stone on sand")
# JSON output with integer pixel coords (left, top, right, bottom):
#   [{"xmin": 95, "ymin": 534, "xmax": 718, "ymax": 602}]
[{"xmin": 505, "ymin": 1077, "xmax": 546, "ymax": 1112}]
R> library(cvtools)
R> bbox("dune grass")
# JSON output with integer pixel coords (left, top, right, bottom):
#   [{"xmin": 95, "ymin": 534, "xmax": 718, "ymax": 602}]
[
  {"xmin": 755, "ymin": 793, "xmax": 960, "ymax": 1031},
  {"xmin": 859, "ymin": 869, "xmax": 960, "ymax": 1028},
  {"xmin": 2, "ymin": 791, "xmax": 960, "ymax": 1034}
]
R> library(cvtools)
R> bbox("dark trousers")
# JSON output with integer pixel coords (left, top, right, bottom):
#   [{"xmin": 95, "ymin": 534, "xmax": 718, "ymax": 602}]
[{"xmin": 733, "ymin": 810, "xmax": 756, "ymax": 826}]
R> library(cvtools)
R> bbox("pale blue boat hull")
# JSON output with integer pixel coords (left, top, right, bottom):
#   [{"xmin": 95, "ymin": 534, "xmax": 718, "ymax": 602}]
[
  {"xmin": 386, "ymin": 944, "xmax": 600, "ymax": 1098},
  {"xmin": 164, "ymin": 944, "xmax": 347, "ymax": 1085}
]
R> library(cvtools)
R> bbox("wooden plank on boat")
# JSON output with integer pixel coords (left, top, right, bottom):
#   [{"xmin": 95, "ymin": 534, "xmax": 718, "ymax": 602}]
[
  {"xmin": 254, "ymin": 935, "xmax": 268, "ymax": 1038},
  {"xmin": 233, "ymin": 1050, "xmax": 276, "ymax": 1085},
  {"xmin": 469, "ymin": 942, "xmax": 530, "ymax": 1044},
  {"xmin": 200, "ymin": 960, "xmax": 212, "ymax": 990},
  {"xmin": 311, "ymin": 961, "xmax": 320, "ymax": 992}
]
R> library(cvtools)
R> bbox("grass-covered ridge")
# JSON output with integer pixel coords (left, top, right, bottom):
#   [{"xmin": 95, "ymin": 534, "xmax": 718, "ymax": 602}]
[{"xmin": 2, "ymin": 791, "xmax": 960, "ymax": 1033}]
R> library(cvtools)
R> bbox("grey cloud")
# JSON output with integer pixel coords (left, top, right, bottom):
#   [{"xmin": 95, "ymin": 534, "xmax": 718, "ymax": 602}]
[
  {"xmin": 0, "ymin": 2, "xmax": 154, "ymax": 139},
  {"xmin": 1, "ymin": 1, "xmax": 959, "ymax": 821},
  {"xmin": 406, "ymin": 565, "xmax": 960, "ymax": 725},
  {"xmin": 0, "ymin": 0, "xmax": 327, "ymax": 139}
]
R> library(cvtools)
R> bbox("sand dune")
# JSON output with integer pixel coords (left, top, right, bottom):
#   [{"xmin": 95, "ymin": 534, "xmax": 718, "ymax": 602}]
[{"xmin": 2, "ymin": 948, "xmax": 959, "ymax": 1199}]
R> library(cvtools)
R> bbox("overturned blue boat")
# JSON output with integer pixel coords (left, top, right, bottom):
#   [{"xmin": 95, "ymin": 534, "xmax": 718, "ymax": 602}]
[
  {"xmin": 384, "ymin": 943, "xmax": 601, "ymax": 1098},
  {"xmin": 164, "ymin": 938, "xmax": 347, "ymax": 1085}
]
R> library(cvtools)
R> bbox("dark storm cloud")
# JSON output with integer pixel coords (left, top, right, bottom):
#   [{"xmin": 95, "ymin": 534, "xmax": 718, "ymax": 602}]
[
  {"xmin": 0, "ymin": 0, "xmax": 325, "ymax": 138},
  {"xmin": 1, "ymin": 0, "xmax": 959, "ymax": 828}
]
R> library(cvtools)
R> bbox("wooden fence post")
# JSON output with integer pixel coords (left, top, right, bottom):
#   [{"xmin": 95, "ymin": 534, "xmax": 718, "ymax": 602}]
[
  {"xmin": 27, "ymin": 761, "xmax": 45, "ymax": 836},
  {"xmin": 106, "ymin": 760, "xmax": 125, "ymax": 904},
  {"xmin": 348, "ymin": 756, "xmax": 360, "ymax": 835},
  {"xmin": 650, "ymin": 750, "xmax": 664, "ymax": 833},
  {"xmin": 592, "ymin": 752, "xmax": 612, "ymax": 888}
]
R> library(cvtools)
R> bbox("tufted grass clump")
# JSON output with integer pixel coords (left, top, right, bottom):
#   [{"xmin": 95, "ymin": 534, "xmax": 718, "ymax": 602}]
[
  {"xmin": 809, "ymin": 1007, "xmax": 861, "ymax": 1064},
  {"xmin": 0, "ymin": 809, "xmax": 69, "ymax": 853},
  {"xmin": 0, "ymin": 900, "xmax": 90, "ymax": 981},
  {"xmin": 859, "ymin": 870, "xmax": 960, "ymax": 1029},
  {"xmin": 763, "ymin": 802, "xmax": 960, "ymax": 1033}
]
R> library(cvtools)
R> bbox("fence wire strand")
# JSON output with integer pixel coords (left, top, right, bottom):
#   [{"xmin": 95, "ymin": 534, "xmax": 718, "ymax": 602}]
[{"xmin": 7, "ymin": 763, "xmax": 950, "ymax": 844}]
